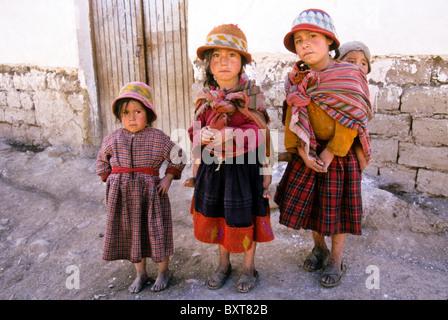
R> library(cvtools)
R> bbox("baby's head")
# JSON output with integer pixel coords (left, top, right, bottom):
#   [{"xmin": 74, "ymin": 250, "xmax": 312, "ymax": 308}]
[
  {"xmin": 335, "ymin": 41, "xmax": 371, "ymax": 74},
  {"xmin": 112, "ymin": 82, "xmax": 157, "ymax": 131}
]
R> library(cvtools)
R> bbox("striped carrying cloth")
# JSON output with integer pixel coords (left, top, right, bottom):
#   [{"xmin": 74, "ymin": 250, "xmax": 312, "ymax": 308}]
[
  {"xmin": 286, "ymin": 61, "xmax": 373, "ymax": 163},
  {"xmin": 194, "ymin": 79, "xmax": 268, "ymax": 123},
  {"xmin": 193, "ymin": 79, "xmax": 271, "ymax": 159}
]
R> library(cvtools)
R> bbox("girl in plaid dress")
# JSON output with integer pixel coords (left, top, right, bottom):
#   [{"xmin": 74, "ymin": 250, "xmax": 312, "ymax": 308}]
[
  {"xmin": 275, "ymin": 9, "xmax": 372, "ymax": 288},
  {"xmin": 96, "ymin": 82, "xmax": 184, "ymax": 293}
]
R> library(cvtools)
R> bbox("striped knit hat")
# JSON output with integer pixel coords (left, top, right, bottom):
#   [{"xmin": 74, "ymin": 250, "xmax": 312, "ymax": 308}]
[
  {"xmin": 196, "ymin": 24, "xmax": 252, "ymax": 63},
  {"xmin": 284, "ymin": 8, "xmax": 340, "ymax": 54},
  {"xmin": 111, "ymin": 81, "xmax": 156, "ymax": 117}
]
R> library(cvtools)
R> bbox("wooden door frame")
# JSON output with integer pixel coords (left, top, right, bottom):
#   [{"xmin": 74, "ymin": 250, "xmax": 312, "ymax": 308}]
[{"xmin": 90, "ymin": 0, "xmax": 193, "ymax": 140}]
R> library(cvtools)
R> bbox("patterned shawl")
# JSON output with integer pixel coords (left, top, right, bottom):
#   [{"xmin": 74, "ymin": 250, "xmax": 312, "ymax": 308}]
[
  {"xmin": 194, "ymin": 79, "xmax": 271, "ymax": 158},
  {"xmin": 286, "ymin": 61, "xmax": 373, "ymax": 162}
]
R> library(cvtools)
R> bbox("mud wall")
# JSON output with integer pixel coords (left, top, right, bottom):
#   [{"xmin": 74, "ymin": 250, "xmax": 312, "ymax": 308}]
[{"xmin": 0, "ymin": 65, "xmax": 95, "ymax": 156}]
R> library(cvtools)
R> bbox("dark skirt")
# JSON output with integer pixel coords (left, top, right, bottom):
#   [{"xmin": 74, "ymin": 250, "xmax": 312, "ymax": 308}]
[
  {"xmin": 191, "ymin": 150, "xmax": 274, "ymax": 253},
  {"xmin": 274, "ymin": 146, "xmax": 363, "ymax": 236}
]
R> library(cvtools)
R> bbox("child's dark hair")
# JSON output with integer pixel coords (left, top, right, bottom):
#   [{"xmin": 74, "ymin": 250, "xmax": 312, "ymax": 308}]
[
  {"xmin": 328, "ymin": 37, "xmax": 338, "ymax": 52},
  {"xmin": 202, "ymin": 49, "xmax": 248, "ymax": 87},
  {"xmin": 112, "ymin": 98, "xmax": 157, "ymax": 126}
]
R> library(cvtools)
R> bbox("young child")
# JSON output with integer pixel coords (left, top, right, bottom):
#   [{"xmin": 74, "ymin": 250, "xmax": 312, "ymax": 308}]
[
  {"xmin": 336, "ymin": 41, "xmax": 371, "ymax": 75},
  {"xmin": 278, "ymin": 40, "xmax": 372, "ymax": 172},
  {"xmin": 274, "ymin": 9, "xmax": 373, "ymax": 288},
  {"xmin": 187, "ymin": 24, "xmax": 274, "ymax": 293},
  {"xmin": 96, "ymin": 82, "xmax": 185, "ymax": 293},
  {"xmin": 335, "ymin": 41, "xmax": 372, "ymax": 171}
]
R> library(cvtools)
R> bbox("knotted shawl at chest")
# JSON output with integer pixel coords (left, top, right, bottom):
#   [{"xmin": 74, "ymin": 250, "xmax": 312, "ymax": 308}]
[
  {"xmin": 286, "ymin": 61, "xmax": 373, "ymax": 162},
  {"xmin": 194, "ymin": 80, "xmax": 271, "ymax": 158}
]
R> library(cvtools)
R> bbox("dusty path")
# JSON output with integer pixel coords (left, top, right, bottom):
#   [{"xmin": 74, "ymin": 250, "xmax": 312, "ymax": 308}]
[{"xmin": 0, "ymin": 138, "xmax": 447, "ymax": 305}]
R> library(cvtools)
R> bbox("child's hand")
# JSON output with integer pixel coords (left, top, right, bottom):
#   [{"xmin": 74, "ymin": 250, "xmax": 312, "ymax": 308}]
[
  {"xmin": 200, "ymin": 126, "xmax": 215, "ymax": 145},
  {"xmin": 207, "ymin": 127, "xmax": 233, "ymax": 149},
  {"xmin": 318, "ymin": 148, "xmax": 334, "ymax": 172},
  {"xmin": 157, "ymin": 174, "xmax": 175, "ymax": 195},
  {"xmin": 358, "ymin": 158, "xmax": 367, "ymax": 172},
  {"xmin": 262, "ymin": 174, "xmax": 272, "ymax": 199},
  {"xmin": 353, "ymin": 144, "xmax": 367, "ymax": 172},
  {"xmin": 298, "ymin": 147, "xmax": 326, "ymax": 173}
]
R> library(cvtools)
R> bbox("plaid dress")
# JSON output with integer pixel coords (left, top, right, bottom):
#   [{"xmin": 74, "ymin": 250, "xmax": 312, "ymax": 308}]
[
  {"xmin": 275, "ymin": 142, "xmax": 363, "ymax": 236},
  {"xmin": 96, "ymin": 127, "xmax": 184, "ymax": 263},
  {"xmin": 275, "ymin": 61, "xmax": 370, "ymax": 236}
]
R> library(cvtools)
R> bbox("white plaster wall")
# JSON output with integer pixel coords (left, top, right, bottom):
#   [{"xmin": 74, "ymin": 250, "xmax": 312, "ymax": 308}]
[
  {"xmin": 0, "ymin": 0, "xmax": 79, "ymax": 68},
  {"xmin": 188, "ymin": 0, "xmax": 448, "ymax": 58},
  {"xmin": 1, "ymin": 0, "xmax": 446, "ymax": 68}
]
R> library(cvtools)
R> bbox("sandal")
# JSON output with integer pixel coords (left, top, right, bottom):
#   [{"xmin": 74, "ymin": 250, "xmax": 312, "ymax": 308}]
[
  {"xmin": 207, "ymin": 265, "xmax": 231, "ymax": 290},
  {"xmin": 183, "ymin": 177, "xmax": 196, "ymax": 188},
  {"xmin": 320, "ymin": 263, "xmax": 346, "ymax": 288},
  {"xmin": 237, "ymin": 270, "xmax": 259, "ymax": 293},
  {"xmin": 303, "ymin": 248, "xmax": 330, "ymax": 272}
]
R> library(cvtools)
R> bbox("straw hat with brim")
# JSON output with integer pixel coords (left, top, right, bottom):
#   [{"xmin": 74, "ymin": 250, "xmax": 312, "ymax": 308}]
[
  {"xmin": 111, "ymin": 81, "xmax": 157, "ymax": 119},
  {"xmin": 196, "ymin": 24, "xmax": 252, "ymax": 63},
  {"xmin": 284, "ymin": 8, "xmax": 340, "ymax": 54}
]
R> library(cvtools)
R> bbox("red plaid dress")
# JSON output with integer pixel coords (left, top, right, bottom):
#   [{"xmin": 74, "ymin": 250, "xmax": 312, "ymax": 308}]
[
  {"xmin": 275, "ymin": 142, "xmax": 362, "ymax": 236},
  {"xmin": 275, "ymin": 61, "xmax": 369, "ymax": 236},
  {"xmin": 96, "ymin": 127, "xmax": 184, "ymax": 263}
]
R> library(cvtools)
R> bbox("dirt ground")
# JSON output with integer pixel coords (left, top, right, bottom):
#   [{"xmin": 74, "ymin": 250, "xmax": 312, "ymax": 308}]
[{"xmin": 0, "ymin": 137, "xmax": 447, "ymax": 305}]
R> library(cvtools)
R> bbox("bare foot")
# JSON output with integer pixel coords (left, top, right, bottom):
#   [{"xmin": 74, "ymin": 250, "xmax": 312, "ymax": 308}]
[
  {"xmin": 151, "ymin": 270, "xmax": 171, "ymax": 292},
  {"xmin": 183, "ymin": 177, "xmax": 195, "ymax": 188},
  {"xmin": 128, "ymin": 274, "xmax": 149, "ymax": 293}
]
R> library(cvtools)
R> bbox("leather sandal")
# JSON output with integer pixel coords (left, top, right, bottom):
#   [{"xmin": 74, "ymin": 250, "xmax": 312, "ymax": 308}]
[
  {"xmin": 320, "ymin": 263, "xmax": 346, "ymax": 288},
  {"xmin": 207, "ymin": 265, "xmax": 231, "ymax": 290},
  {"xmin": 303, "ymin": 248, "xmax": 330, "ymax": 272},
  {"xmin": 237, "ymin": 270, "xmax": 259, "ymax": 293}
]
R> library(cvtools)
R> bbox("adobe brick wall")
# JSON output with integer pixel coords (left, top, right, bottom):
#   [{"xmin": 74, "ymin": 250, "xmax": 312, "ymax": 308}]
[
  {"xmin": 0, "ymin": 65, "xmax": 95, "ymax": 156},
  {"xmin": 366, "ymin": 56, "xmax": 448, "ymax": 196}
]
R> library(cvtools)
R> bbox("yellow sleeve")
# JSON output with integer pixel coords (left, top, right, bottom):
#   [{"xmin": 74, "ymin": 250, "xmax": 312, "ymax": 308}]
[
  {"xmin": 284, "ymin": 104, "xmax": 301, "ymax": 153},
  {"xmin": 326, "ymin": 121, "xmax": 358, "ymax": 157}
]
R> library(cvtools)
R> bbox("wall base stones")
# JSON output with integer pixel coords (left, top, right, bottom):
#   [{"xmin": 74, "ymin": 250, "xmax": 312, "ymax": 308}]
[{"xmin": 0, "ymin": 64, "xmax": 95, "ymax": 156}]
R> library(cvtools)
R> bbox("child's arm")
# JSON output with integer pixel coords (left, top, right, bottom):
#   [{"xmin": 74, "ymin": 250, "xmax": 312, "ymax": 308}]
[
  {"xmin": 353, "ymin": 141, "xmax": 367, "ymax": 172},
  {"xmin": 96, "ymin": 137, "xmax": 112, "ymax": 182},
  {"xmin": 261, "ymin": 165, "xmax": 272, "ymax": 199},
  {"xmin": 157, "ymin": 173, "xmax": 175, "ymax": 195},
  {"xmin": 318, "ymin": 148, "xmax": 334, "ymax": 172}
]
